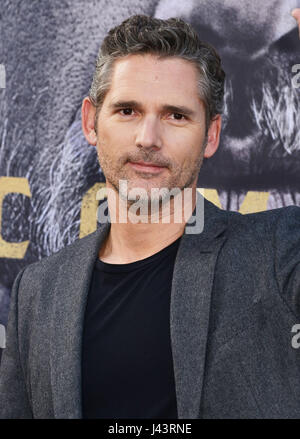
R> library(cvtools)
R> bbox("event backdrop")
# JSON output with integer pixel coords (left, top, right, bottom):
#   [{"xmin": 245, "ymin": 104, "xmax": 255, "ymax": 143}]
[{"xmin": 0, "ymin": 0, "xmax": 299, "ymax": 359}]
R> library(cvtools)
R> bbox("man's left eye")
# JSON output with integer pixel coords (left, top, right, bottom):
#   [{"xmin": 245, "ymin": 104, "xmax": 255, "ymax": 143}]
[
  {"xmin": 120, "ymin": 108, "xmax": 134, "ymax": 116},
  {"xmin": 171, "ymin": 113, "xmax": 186, "ymax": 120}
]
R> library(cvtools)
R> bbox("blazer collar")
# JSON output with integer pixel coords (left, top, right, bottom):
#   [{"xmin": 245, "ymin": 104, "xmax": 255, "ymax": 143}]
[{"xmin": 50, "ymin": 193, "xmax": 229, "ymax": 418}]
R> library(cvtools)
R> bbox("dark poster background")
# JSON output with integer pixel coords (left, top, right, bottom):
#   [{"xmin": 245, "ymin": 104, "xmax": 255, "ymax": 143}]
[{"xmin": 0, "ymin": 0, "xmax": 299, "ymax": 359}]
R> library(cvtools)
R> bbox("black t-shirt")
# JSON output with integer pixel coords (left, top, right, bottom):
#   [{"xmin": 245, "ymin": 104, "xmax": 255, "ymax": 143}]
[{"xmin": 81, "ymin": 236, "xmax": 181, "ymax": 419}]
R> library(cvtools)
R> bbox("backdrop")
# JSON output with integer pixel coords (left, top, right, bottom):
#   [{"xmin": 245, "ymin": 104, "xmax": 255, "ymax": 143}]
[{"xmin": 0, "ymin": 0, "xmax": 299, "ymax": 359}]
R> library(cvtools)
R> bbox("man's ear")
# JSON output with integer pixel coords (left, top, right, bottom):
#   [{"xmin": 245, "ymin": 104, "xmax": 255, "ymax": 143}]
[
  {"xmin": 292, "ymin": 9, "xmax": 300, "ymax": 37},
  {"xmin": 203, "ymin": 114, "xmax": 222, "ymax": 158},
  {"xmin": 81, "ymin": 97, "xmax": 97, "ymax": 146}
]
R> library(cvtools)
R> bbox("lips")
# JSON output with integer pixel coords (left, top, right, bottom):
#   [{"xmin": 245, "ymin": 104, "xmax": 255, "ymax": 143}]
[
  {"xmin": 128, "ymin": 161, "xmax": 166, "ymax": 173},
  {"xmin": 130, "ymin": 161, "xmax": 164, "ymax": 167}
]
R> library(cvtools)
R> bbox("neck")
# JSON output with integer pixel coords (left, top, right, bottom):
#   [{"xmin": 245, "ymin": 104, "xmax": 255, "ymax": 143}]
[{"xmin": 98, "ymin": 185, "xmax": 198, "ymax": 264}]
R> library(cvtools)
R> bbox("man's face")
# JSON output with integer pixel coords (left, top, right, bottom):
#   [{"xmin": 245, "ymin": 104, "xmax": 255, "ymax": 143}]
[{"xmin": 94, "ymin": 54, "xmax": 213, "ymax": 205}]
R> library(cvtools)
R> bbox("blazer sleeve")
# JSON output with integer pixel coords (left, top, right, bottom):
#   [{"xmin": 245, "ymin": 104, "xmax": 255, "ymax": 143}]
[
  {"xmin": 274, "ymin": 205, "xmax": 300, "ymax": 320},
  {"xmin": 0, "ymin": 267, "xmax": 33, "ymax": 419}
]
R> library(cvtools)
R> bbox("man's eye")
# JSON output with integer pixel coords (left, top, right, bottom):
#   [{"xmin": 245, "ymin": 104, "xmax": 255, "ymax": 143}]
[
  {"xmin": 171, "ymin": 113, "xmax": 186, "ymax": 121},
  {"xmin": 119, "ymin": 108, "xmax": 134, "ymax": 116}
]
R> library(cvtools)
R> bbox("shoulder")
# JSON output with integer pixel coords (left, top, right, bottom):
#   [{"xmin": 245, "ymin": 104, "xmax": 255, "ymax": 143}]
[
  {"xmin": 15, "ymin": 228, "xmax": 101, "ymax": 300},
  {"xmin": 202, "ymin": 198, "xmax": 299, "ymax": 240},
  {"xmin": 218, "ymin": 205, "xmax": 300, "ymax": 262},
  {"xmin": 224, "ymin": 204, "xmax": 300, "ymax": 317},
  {"xmin": 26, "ymin": 230, "xmax": 97, "ymax": 272},
  {"xmin": 225, "ymin": 204, "xmax": 300, "ymax": 238}
]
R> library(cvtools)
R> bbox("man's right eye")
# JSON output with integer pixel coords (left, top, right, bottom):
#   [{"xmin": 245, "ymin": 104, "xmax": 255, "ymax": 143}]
[{"xmin": 119, "ymin": 108, "xmax": 134, "ymax": 116}]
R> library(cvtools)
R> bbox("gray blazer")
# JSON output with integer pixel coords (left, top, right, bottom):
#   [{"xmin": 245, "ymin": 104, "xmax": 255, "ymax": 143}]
[{"xmin": 0, "ymin": 196, "xmax": 300, "ymax": 419}]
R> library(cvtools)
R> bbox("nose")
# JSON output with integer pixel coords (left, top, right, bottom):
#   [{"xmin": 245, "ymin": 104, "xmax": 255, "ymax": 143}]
[{"xmin": 135, "ymin": 115, "xmax": 163, "ymax": 150}]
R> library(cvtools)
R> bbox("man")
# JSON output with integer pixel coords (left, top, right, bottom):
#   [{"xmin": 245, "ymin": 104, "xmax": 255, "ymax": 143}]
[{"xmin": 0, "ymin": 13, "xmax": 300, "ymax": 419}]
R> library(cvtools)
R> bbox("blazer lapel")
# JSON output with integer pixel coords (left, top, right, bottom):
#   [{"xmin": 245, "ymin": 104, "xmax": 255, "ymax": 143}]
[
  {"xmin": 170, "ymin": 194, "xmax": 229, "ymax": 419},
  {"xmin": 50, "ymin": 221, "xmax": 111, "ymax": 418}
]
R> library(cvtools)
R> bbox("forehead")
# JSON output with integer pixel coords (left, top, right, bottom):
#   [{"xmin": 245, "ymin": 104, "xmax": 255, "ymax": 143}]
[{"xmin": 106, "ymin": 54, "xmax": 202, "ymax": 107}]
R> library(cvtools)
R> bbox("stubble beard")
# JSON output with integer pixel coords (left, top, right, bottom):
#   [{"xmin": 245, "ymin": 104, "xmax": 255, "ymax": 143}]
[{"xmin": 96, "ymin": 141, "xmax": 206, "ymax": 214}]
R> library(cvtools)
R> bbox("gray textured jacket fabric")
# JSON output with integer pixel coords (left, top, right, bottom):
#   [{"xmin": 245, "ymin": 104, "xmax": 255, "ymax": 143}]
[{"xmin": 0, "ymin": 195, "xmax": 300, "ymax": 419}]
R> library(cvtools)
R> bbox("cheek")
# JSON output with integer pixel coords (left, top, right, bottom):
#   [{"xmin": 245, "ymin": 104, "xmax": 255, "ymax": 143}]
[
  {"xmin": 168, "ymin": 130, "xmax": 203, "ymax": 162},
  {"xmin": 99, "ymin": 121, "xmax": 133, "ymax": 151}
]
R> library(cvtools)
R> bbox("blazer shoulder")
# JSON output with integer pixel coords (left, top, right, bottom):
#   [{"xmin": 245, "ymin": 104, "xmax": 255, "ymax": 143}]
[
  {"xmin": 19, "ymin": 228, "xmax": 101, "ymax": 293},
  {"xmin": 217, "ymin": 206, "xmax": 300, "ymax": 261},
  {"xmin": 226, "ymin": 205, "xmax": 299, "ymax": 232},
  {"xmin": 26, "ymin": 229, "xmax": 99, "ymax": 270}
]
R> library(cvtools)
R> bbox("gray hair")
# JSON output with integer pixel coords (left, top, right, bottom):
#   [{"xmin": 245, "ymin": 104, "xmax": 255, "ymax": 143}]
[{"xmin": 89, "ymin": 14, "xmax": 225, "ymax": 133}]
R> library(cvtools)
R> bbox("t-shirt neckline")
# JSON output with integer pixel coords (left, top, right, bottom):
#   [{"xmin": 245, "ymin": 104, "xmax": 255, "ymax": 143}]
[{"xmin": 95, "ymin": 236, "xmax": 182, "ymax": 273}]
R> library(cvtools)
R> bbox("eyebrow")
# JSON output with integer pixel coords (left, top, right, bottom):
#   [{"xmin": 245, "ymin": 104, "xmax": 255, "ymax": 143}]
[{"xmin": 109, "ymin": 100, "xmax": 197, "ymax": 117}]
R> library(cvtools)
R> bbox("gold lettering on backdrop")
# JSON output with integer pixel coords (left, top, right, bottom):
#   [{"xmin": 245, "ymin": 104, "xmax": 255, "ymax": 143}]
[
  {"xmin": 238, "ymin": 191, "xmax": 269, "ymax": 214},
  {"xmin": 197, "ymin": 188, "xmax": 269, "ymax": 213},
  {"xmin": 0, "ymin": 177, "xmax": 31, "ymax": 258},
  {"xmin": 79, "ymin": 182, "xmax": 106, "ymax": 238},
  {"xmin": 197, "ymin": 188, "xmax": 222, "ymax": 209}
]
